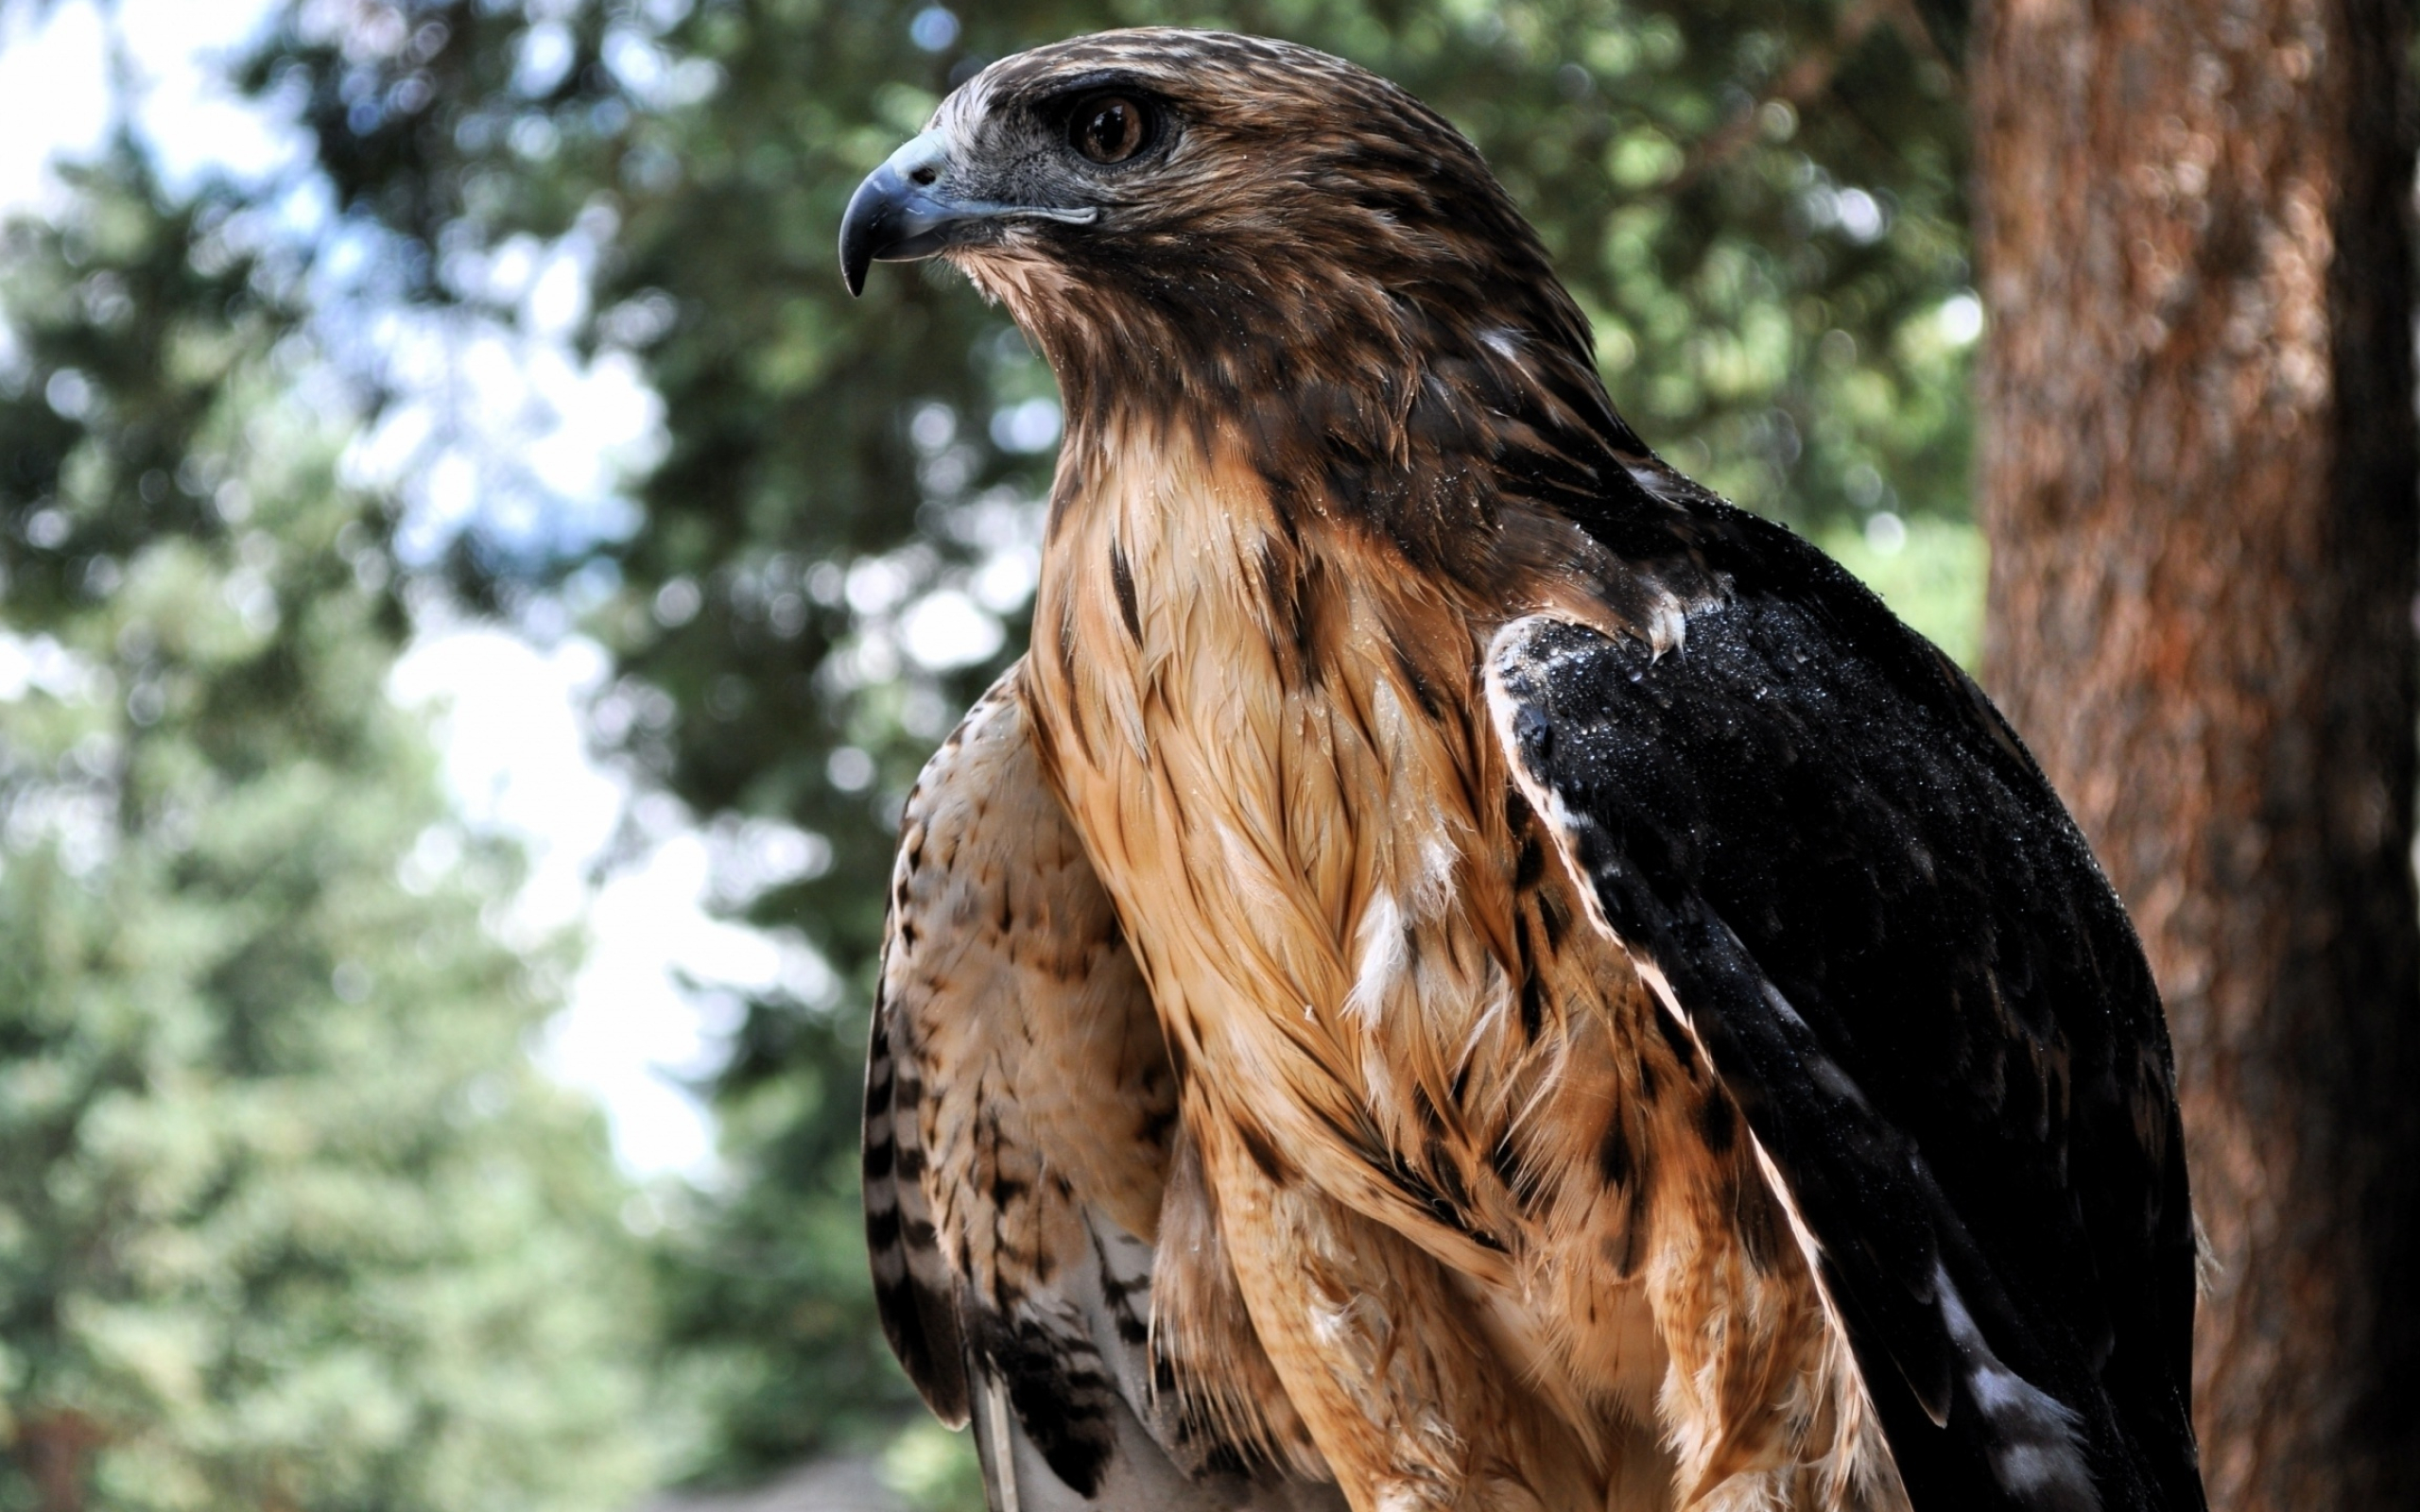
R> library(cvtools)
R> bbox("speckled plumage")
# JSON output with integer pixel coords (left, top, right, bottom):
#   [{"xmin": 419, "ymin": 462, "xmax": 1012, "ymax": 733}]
[
  {"xmin": 866, "ymin": 675, "xmax": 1338, "ymax": 1511},
  {"xmin": 857, "ymin": 30, "xmax": 2204, "ymax": 1512}
]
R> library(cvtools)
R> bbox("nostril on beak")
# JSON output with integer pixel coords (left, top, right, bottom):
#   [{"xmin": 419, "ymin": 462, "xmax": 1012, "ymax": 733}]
[{"xmin": 886, "ymin": 131, "xmax": 951, "ymax": 192}]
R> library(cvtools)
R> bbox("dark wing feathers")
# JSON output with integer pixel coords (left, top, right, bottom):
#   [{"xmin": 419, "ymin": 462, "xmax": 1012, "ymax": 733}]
[
  {"xmin": 1487, "ymin": 512, "xmax": 2202, "ymax": 1512},
  {"xmin": 865, "ymin": 662, "xmax": 1343, "ymax": 1512},
  {"xmin": 865, "ymin": 977, "xmax": 969, "ymax": 1425}
]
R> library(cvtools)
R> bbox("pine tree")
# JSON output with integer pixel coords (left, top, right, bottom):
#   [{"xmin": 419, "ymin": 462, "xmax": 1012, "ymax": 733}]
[{"xmin": 0, "ymin": 151, "xmax": 664, "ymax": 1512}]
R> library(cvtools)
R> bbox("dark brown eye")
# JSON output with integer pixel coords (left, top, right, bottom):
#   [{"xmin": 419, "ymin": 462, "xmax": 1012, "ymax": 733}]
[{"xmin": 1071, "ymin": 94, "xmax": 1150, "ymax": 164}]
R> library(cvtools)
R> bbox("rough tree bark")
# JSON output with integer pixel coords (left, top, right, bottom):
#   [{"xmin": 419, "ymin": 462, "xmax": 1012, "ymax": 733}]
[{"xmin": 1972, "ymin": 0, "xmax": 2420, "ymax": 1505}]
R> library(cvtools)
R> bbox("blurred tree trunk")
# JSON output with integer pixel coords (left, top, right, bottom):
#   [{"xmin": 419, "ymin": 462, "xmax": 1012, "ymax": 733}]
[
  {"xmin": 14, "ymin": 1413, "xmax": 97, "ymax": 1512},
  {"xmin": 1973, "ymin": 0, "xmax": 2420, "ymax": 1506}
]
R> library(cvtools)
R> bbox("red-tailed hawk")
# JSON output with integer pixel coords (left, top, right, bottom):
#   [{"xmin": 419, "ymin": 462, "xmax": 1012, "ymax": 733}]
[{"xmin": 845, "ymin": 30, "xmax": 2204, "ymax": 1512}]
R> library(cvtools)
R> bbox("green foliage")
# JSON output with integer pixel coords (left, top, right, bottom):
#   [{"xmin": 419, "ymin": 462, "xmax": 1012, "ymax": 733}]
[
  {"xmin": 0, "ymin": 155, "xmax": 661, "ymax": 1510},
  {"xmin": 1817, "ymin": 515, "xmax": 1985, "ymax": 670},
  {"xmin": 878, "ymin": 1421, "xmax": 982, "ymax": 1512},
  {"xmin": 647, "ymin": 1004, "xmax": 908, "ymax": 1467},
  {"xmin": 214, "ymin": 0, "xmax": 1979, "ymax": 1479}
]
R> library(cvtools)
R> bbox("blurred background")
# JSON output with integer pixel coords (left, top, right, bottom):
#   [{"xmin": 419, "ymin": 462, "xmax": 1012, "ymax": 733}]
[{"xmin": 0, "ymin": 1, "xmax": 2406, "ymax": 1510}]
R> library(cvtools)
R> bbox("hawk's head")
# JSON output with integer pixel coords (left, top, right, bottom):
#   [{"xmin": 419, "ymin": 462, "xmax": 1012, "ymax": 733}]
[{"xmin": 839, "ymin": 30, "xmax": 1602, "ymax": 425}]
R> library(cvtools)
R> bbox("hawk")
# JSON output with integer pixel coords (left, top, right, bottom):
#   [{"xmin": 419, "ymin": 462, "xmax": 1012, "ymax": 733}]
[{"xmin": 843, "ymin": 30, "xmax": 2204, "ymax": 1512}]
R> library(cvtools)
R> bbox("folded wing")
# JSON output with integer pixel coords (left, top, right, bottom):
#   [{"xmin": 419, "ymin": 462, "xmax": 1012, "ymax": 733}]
[
  {"xmin": 865, "ymin": 662, "xmax": 1342, "ymax": 1512},
  {"xmin": 1482, "ymin": 516, "xmax": 2204, "ymax": 1512}
]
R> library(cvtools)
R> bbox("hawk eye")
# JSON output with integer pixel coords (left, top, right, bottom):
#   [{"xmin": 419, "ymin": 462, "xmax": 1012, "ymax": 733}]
[{"xmin": 1070, "ymin": 94, "xmax": 1150, "ymax": 164}]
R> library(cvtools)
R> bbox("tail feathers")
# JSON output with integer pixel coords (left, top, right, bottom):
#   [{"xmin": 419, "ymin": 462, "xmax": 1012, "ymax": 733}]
[
  {"xmin": 1931, "ymin": 1262, "xmax": 2099, "ymax": 1512},
  {"xmin": 969, "ymin": 1366, "xmax": 1346, "ymax": 1512},
  {"xmin": 958, "ymin": 1212, "xmax": 1340, "ymax": 1512}
]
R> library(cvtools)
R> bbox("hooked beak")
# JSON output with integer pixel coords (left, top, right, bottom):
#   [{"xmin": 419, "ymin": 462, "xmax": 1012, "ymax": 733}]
[{"xmin": 838, "ymin": 131, "xmax": 1099, "ymax": 297}]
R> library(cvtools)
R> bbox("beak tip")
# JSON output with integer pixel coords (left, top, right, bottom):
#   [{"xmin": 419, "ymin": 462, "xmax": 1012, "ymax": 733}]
[
  {"xmin": 838, "ymin": 166, "xmax": 896, "ymax": 297},
  {"xmin": 838, "ymin": 212, "xmax": 873, "ymax": 299}
]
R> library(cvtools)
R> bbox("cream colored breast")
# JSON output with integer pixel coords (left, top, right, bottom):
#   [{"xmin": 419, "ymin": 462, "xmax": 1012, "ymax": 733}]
[{"xmin": 1025, "ymin": 422, "xmax": 1498, "ymax": 1183}]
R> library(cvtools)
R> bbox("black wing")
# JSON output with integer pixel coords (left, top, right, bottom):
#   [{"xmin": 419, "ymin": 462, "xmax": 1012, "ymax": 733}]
[
  {"xmin": 865, "ymin": 663, "xmax": 1343, "ymax": 1512},
  {"xmin": 1485, "ymin": 511, "xmax": 2203, "ymax": 1512}
]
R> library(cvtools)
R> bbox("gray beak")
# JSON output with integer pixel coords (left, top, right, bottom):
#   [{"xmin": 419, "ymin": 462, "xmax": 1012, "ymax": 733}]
[{"xmin": 838, "ymin": 130, "xmax": 1098, "ymax": 297}]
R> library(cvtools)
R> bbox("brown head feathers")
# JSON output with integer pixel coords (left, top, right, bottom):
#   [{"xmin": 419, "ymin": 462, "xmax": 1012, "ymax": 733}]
[{"xmin": 918, "ymin": 29, "xmax": 1681, "ymax": 580}]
